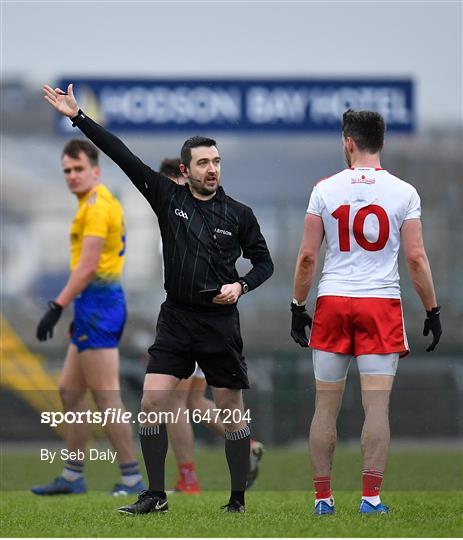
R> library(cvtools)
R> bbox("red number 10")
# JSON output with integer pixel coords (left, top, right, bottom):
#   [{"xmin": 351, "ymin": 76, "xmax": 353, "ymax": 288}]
[{"xmin": 332, "ymin": 204, "xmax": 389, "ymax": 252}]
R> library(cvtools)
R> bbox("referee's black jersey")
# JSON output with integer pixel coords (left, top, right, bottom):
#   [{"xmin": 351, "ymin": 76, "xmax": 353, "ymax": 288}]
[{"xmin": 74, "ymin": 112, "xmax": 274, "ymax": 308}]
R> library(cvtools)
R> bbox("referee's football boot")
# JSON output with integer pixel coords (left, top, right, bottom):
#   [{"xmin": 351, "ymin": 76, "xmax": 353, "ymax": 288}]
[
  {"xmin": 118, "ymin": 490, "xmax": 168, "ymax": 514},
  {"xmin": 110, "ymin": 480, "xmax": 146, "ymax": 496},
  {"xmin": 221, "ymin": 500, "xmax": 245, "ymax": 513},
  {"xmin": 314, "ymin": 498, "xmax": 336, "ymax": 515},
  {"xmin": 31, "ymin": 476, "xmax": 87, "ymax": 495},
  {"xmin": 358, "ymin": 499, "xmax": 390, "ymax": 514},
  {"xmin": 246, "ymin": 440, "xmax": 265, "ymax": 490}
]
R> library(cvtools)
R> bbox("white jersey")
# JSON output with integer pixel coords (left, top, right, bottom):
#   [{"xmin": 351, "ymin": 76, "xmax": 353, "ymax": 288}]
[{"xmin": 307, "ymin": 167, "xmax": 421, "ymax": 298}]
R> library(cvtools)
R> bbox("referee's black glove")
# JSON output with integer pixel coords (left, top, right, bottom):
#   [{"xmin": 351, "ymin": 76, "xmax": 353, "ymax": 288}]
[
  {"xmin": 423, "ymin": 306, "xmax": 442, "ymax": 352},
  {"xmin": 37, "ymin": 301, "xmax": 63, "ymax": 342},
  {"xmin": 290, "ymin": 302, "xmax": 312, "ymax": 347}
]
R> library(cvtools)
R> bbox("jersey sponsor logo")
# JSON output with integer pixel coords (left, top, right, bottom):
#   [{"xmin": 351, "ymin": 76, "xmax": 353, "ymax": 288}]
[
  {"xmin": 174, "ymin": 208, "xmax": 189, "ymax": 220},
  {"xmin": 214, "ymin": 228, "xmax": 232, "ymax": 236},
  {"xmin": 351, "ymin": 174, "xmax": 375, "ymax": 185}
]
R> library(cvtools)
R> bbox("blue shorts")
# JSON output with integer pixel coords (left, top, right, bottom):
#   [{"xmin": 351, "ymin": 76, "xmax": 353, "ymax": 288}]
[{"xmin": 71, "ymin": 282, "xmax": 126, "ymax": 352}]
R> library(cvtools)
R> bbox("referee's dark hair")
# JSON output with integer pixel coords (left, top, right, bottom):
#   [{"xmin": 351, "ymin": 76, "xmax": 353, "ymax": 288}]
[
  {"xmin": 159, "ymin": 158, "xmax": 181, "ymax": 179},
  {"xmin": 342, "ymin": 109, "xmax": 386, "ymax": 154},
  {"xmin": 62, "ymin": 139, "xmax": 99, "ymax": 166},
  {"xmin": 180, "ymin": 136, "xmax": 217, "ymax": 168}
]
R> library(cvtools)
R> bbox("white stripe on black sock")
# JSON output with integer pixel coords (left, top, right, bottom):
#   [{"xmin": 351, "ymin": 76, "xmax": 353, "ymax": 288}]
[
  {"xmin": 225, "ymin": 425, "xmax": 250, "ymax": 441},
  {"xmin": 139, "ymin": 424, "xmax": 160, "ymax": 436}
]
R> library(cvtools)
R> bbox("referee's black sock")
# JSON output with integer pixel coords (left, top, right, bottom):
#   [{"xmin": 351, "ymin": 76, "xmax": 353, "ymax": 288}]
[
  {"xmin": 225, "ymin": 425, "xmax": 251, "ymax": 506},
  {"xmin": 139, "ymin": 423, "xmax": 168, "ymax": 498}
]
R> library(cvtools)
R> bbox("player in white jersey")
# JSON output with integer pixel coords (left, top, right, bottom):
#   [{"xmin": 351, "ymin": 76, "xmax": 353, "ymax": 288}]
[{"xmin": 290, "ymin": 109, "xmax": 442, "ymax": 515}]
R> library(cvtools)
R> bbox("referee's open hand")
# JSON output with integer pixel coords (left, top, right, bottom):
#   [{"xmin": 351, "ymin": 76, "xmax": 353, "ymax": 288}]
[
  {"xmin": 213, "ymin": 283, "xmax": 242, "ymax": 305},
  {"xmin": 290, "ymin": 302, "xmax": 312, "ymax": 347},
  {"xmin": 43, "ymin": 83, "xmax": 79, "ymax": 118}
]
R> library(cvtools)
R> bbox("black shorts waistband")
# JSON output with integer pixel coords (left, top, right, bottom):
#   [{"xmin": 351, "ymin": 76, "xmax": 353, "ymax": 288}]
[{"xmin": 165, "ymin": 295, "xmax": 237, "ymax": 314}]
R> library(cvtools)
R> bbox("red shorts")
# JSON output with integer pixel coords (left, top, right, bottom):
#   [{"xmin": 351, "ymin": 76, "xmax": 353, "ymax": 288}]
[{"xmin": 309, "ymin": 296, "xmax": 409, "ymax": 357}]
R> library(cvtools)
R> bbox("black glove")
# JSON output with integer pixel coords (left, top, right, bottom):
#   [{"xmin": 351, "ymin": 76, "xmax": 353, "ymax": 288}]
[
  {"xmin": 290, "ymin": 302, "xmax": 312, "ymax": 347},
  {"xmin": 36, "ymin": 301, "xmax": 63, "ymax": 341},
  {"xmin": 423, "ymin": 306, "xmax": 442, "ymax": 352}
]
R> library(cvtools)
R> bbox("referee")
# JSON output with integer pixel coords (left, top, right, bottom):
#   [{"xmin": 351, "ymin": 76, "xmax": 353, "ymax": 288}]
[{"xmin": 43, "ymin": 83, "xmax": 274, "ymax": 514}]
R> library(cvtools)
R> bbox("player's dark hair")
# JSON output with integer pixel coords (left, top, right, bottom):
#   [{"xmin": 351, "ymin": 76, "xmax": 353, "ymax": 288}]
[
  {"xmin": 180, "ymin": 136, "xmax": 217, "ymax": 168},
  {"xmin": 159, "ymin": 157, "xmax": 181, "ymax": 179},
  {"xmin": 62, "ymin": 139, "xmax": 99, "ymax": 166},
  {"xmin": 342, "ymin": 109, "xmax": 386, "ymax": 153}
]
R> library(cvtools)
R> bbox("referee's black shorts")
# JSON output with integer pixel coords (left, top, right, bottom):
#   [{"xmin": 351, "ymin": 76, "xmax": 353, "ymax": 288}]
[{"xmin": 146, "ymin": 300, "xmax": 249, "ymax": 389}]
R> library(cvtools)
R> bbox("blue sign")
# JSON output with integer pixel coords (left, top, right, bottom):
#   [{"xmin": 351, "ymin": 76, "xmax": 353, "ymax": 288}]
[{"xmin": 57, "ymin": 78, "xmax": 414, "ymax": 133}]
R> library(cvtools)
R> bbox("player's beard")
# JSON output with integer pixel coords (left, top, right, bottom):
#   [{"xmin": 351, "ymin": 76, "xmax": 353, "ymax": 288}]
[{"xmin": 344, "ymin": 146, "xmax": 352, "ymax": 167}]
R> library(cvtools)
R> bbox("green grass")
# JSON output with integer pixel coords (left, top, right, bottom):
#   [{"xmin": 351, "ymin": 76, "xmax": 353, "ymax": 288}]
[
  {"xmin": 1, "ymin": 490, "xmax": 462, "ymax": 537},
  {"xmin": 1, "ymin": 447, "xmax": 462, "ymax": 537}
]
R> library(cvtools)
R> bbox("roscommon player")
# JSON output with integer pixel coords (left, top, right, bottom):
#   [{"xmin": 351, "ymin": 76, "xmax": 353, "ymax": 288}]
[{"xmin": 33, "ymin": 139, "xmax": 144, "ymax": 496}]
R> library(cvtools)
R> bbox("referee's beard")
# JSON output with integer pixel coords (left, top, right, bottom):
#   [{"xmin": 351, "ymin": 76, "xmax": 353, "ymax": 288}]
[{"xmin": 187, "ymin": 173, "xmax": 220, "ymax": 197}]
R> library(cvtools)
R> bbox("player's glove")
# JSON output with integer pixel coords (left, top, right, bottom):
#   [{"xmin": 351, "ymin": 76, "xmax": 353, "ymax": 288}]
[
  {"xmin": 36, "ymin": 301, "xmax": 63, "ymax": 342},
  {"xmin": 423, "ymin": 306, "xmax": 442, "ymax": 352},
  {"xmin": 290, "ymin": 301, "xmax": 312, "ymax": 347}
]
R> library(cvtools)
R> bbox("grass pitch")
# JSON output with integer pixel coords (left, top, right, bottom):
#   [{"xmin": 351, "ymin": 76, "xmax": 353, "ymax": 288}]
[
  {"xmin": 1, "ymin": 446, "xmax": 462, "ymax": 537},
  {"xmin": 2, "ymin": 490, "xmax": 462, "ymax": 537}
]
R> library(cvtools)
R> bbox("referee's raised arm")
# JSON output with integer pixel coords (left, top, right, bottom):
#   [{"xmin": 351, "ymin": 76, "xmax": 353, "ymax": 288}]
[{"xmin": 43, "ymin": 83, "xmax": 161, "ymax": 201}]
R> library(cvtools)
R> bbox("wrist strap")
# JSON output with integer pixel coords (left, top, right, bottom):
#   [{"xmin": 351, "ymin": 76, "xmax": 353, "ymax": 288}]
[
  {"xmin": 48, "ymin": 301, "xmax": 63, "ymax": 314},
  {"xmin": 290, "ymin": 301, "xmax": 306, "ymax": 313},
  {"xmin": 71, "ymin": 109, "xmax": 86, "ymax": 127},
  {"xmin": 292, "ymin": 298, "xmax": 306, "ymax": 307},
  {"xmin": 426, "ymin": 306, "xmax": 441, "ymax": 318},
  {"xmin": 238, "ymin": 279, "xmax": 248, "ymax": 294}
]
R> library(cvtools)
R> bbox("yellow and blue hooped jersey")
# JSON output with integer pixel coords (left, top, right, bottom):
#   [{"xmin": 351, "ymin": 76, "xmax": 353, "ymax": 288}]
[{"xmin": 70, "ymin": 183, "xmax": 126, "ymax": 283}]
